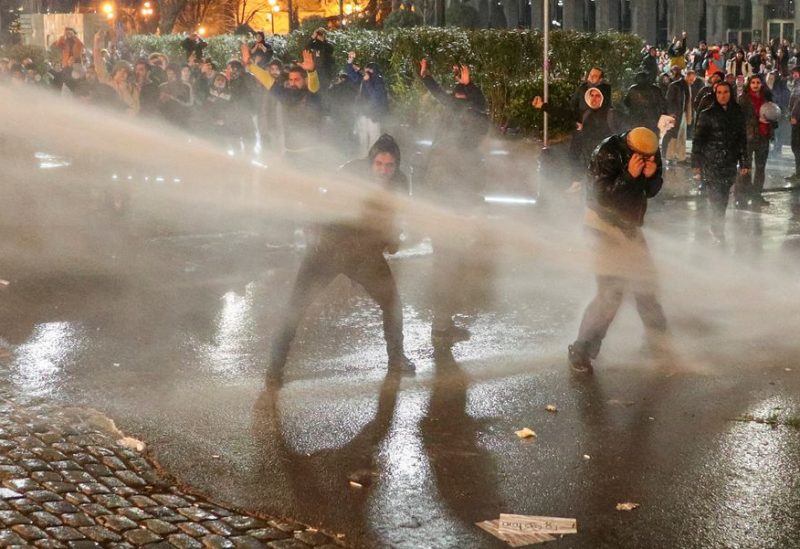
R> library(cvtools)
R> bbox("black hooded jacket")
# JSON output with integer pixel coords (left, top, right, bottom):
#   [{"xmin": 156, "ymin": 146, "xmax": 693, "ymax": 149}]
[
  {"xmin": 691, "ymin": 101, "xmax": 747, "ymax": 179},
  {"xmin": 624, "ymin": 72, "xmax": 666, "ymax": 132},
  {"xmin": 422, "ymin": 75, "xmax": 488, "ymax": 150},
  {"xmin": 587, "ymin": 132, "xmax": 663, "ymax": 229}
]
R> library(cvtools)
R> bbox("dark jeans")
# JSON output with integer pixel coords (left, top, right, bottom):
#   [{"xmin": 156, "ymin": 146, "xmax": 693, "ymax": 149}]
[
  {"xmin": 573, "ymin": 225, "xmax": 667, "ymax": 358},
  {"xmin": 268, "ymin": 243, "xmax": 404, "ymax": 384},
  {"xmin": 705, "ymin": 176, "xmax": 735, "ymax": 234},
  {"xmin": 737, "ymin": 136, "xmax": 770, "ymax": 198},
  {"xmin": 792, "ymin": 125, "xmax": 800, "ymax": 175}
]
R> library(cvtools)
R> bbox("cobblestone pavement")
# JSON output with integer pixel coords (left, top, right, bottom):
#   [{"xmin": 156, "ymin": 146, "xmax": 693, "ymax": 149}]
[{"xmin": 0, "ymin": 397, "xmax": 345, "ymax": 549}]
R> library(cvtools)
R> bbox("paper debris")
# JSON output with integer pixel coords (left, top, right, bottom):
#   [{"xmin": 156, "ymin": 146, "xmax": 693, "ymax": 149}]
[
  {"xmin": 116, "ymin": 437, "xmax": 145, "ymax": 452},
  {"xmin": 0, "ymin": 279, "xmax": 9, "ymax": 287},
  {"xmin": 211, "ymin": 454, "xmax": 220, "ymax": 459},
  {"xmin": 616, "ymin": 502, "xmax": 640, "ymax": 511},
  {"xmin": 476, "ymin": 519, "xmax": 556, "ymax": 547},
  {"xmin": 499, "ymin": 514, "xmax": 577, "ymax": 535},
  {"xmin": 348, "ymin": 481, "xmax": 363, "ymax": 489},
  {"xmin": 515, "ymin": 428, "xmax": 537, "ymax": 439},
  {"xmin": 545, "ymin": 405, "xmax": 558, "ymax": 413},
  {"xmin": 582, "ymin": 454, "xmax": 591, "ymax": 460},
  {"xmin": 607, "ymin": 399, "xmax": 635, "ymax": 407},
  {"xmin": 785, "ymin": 368, "xmax": 792, "ymax": 372}
]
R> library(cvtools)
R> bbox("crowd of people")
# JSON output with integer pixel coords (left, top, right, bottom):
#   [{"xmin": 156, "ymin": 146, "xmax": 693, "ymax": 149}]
[
  {"xmin": 3, "ymin": 26, "xmax": 800, "ymax": 377},
  {"xmin": 0, "ymin": 26, "xmax": 387, "ymax": 161}
]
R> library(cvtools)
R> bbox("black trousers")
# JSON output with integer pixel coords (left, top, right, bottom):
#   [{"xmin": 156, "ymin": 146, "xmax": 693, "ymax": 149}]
[
  {"xmin": 268, "ymin": 244, "xmax": 404, "ymax": 383},
  {"xmin": 792, "ymin": 125, "xmax": 800, "ymax": 175},
  {"xmin": 737, "ymin": 136, "xmax": 770, "ymax": 198},
  {"xmin": 704, "ymin": 176, "xmax": 735, "ymax": 235}
]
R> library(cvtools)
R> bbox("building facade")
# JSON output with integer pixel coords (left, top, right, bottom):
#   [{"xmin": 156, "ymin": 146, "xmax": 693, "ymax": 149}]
[{"xmin": 523, "ymin": 0, "xmax": 798, "ymax": 47}]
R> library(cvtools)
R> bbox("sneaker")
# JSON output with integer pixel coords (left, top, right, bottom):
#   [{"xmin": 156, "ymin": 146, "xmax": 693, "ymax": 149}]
[
  {"xmin": 431, "ymin": 325, "xmax": 472, "ymax": 343},
  {"xmin": 568, "ymin": 343, "xmax": 593, "ymax": 374},
  {"xmin": 388, "ymin": 353, "xmax": 416, "ymax": 374}
]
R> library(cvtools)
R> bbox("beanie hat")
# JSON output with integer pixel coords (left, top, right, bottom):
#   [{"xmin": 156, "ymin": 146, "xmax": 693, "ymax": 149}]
[
  {"xmin": 626, "ymin": 127, "xmax": 659, "ymax": 156},
  {"xmin": 368, "ymin": 134, "xmax": 401, "ymax": 164}
]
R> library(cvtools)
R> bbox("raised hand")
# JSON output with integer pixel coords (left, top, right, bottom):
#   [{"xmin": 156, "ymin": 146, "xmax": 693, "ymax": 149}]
[
  {"xmin": 457, "ymin": 64, "xmax": 470, "ymax": 85},
  {"xmin": 299, "ymin": 50, "xmax": 316, "ymax": 72},
  {"xmin": 419, "ymin": 58, "xmax": 429, "ymax": 78},
  {"xmin": 240, "ymin": 42, "xmax": 251, "ymax": 65}
]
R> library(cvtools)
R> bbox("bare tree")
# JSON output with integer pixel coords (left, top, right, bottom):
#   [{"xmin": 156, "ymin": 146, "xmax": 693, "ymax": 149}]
[
  {"xmin": 158, "ymin": 0, "xmax": 190, "ymax": 34},
  {"xmin": 177, "ymin": 0, "xmax": 231, "ymax": 29},
  {"xmin": 236, "ymin": 0, "xmax": 271, "ymax": 26}
]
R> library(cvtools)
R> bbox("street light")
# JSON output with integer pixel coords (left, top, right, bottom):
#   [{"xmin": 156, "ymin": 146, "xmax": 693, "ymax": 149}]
[
  {"xmin": 141, "ymin": 1, "xmax": 153, "ymax": 18},
  {"xmin": 101, "ymin": 2, "xmax": 115, "ymax": 20},
  {"xmin": 271, "ymin": 5, "xmax": 279, "ymax": 34}
]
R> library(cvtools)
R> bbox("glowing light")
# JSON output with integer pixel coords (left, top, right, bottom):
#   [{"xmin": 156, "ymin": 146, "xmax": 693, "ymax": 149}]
[
  {"xmin": 198, "ymin": 26, "xmax": 207, "ymax": 36},
  {"xmin": 483, "ymin": 195, "xmax": 538, "ymax": 205}
]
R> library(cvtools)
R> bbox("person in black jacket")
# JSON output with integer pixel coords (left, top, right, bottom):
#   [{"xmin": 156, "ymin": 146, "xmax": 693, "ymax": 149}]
[
  {"xmin": 662, "ymin": 65, "xmax": 690, "ymax": 164},
  {"xmin": 267, "ymin": 135, "xmax": 416, "ymax": 388},
  {"xmin": 624, "ymin": 70, "xmax": 666, "ymax": 135},
  {"xmin": 419, "ymin": 58, "xmax": 490, "ymax": 344},
  {"xmin": 307, "ymin": 27, "xmax": 334, "ymax": 91},
  {"xmin": 691, "ymin": 81, "xmax": 748, "ymax": 242},
  {"xmin": 570, "ymin": 67, "xmax": 613, "ymax": 129},
  {"xmin": 737, "ymin": 75, "xmax": 774, "ymax": 206},
  {"xmin": 642, "ymin": 47, "xmax": 659, "ymax": 84},
  {"xmin": 568, "ymin": 127, "xmax": 668, "ymax": 373},
  {"xmin": 181, "ymin": 32, "xmax": 207, "ymax": 62}
]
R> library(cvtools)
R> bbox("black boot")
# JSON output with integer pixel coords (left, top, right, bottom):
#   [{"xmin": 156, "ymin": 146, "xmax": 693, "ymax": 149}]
[{"xmin": 567, "ymin": 341, "xmax": 594, "ymax": 374}]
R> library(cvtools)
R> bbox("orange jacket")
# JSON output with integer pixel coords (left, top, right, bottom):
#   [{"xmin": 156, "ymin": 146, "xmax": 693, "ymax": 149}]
[{"xmin": 54, "ymin": 35, "xmax": 84, "ymax": 68}]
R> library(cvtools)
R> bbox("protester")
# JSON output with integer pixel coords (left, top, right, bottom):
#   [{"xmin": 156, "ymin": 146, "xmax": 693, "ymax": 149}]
[
  {"xmin": 419, "ymin": 57, "xmax": 489, "ymax": 344},
  {"xmin": 267, "ymin": 134, "xmax": 416, "ymax": 388},
  {"xmin": 738, "ymin": 75, "xmax": 775, "ymax": 206},
  {"xmin": 692, "ymin": 81, "xmax": 748, "ymax": 242},
  {"xmin": 568, "ymin": 127, "xmax": 668, "ymax": 373},
  {"xmin": 346, "ymin": 52, "xmax": 389, "ymax": 157}
]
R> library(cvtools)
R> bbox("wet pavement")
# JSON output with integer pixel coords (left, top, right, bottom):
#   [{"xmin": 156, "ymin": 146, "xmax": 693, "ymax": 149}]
[
  {"xmin": 2, "ymin": 143, "xmax": 800, "ymax": 548},
  {"xmin": 0, "ymin": 397, "xmax": 343, "ymax": 548}
]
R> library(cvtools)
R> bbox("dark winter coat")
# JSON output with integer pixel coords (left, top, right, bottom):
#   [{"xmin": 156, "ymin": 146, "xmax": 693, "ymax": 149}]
[
  {"xmin": 641, "ymin": 54, "xmax": 659, "ymax": 84},
  {"xmin": 571, "ymin": 81, "xmax": 613, "ymax": 124},
  {"xmin": 739, "ymin": 89, "xmax": 775, "ymax": 143},
  {"xmin": 586, "ymin": 132, "xmax": 663, "ymax": 229},
  {"xmin": 665, "ymin": 77, "xmax": 690, "ymax": 127},
  {"xmin": 693, "ymin": 85, "xmax": 716, "ymax": 118},
  {"xmin": 346, "ymin": 62, "xmax": 389, "ymax": 121},
  {"xmin": 180, "ymin": 37, "xmax": 207, "ymax": 61},
  {"xmin": 691, "ymin": 101, "xmax": 747, "ymax": 179},
  {"xmin": 307, "ymin": 38, "xmax": 335, "ymax": 88},
  {"xmin": 422, "ymin": 75, "xmax": 488, "ymax": 151},
  {"xmin": 572, "ymin": 107, "xmax": 618, "ymax": 170},
  {"xmin": 624, "ymin": 73, "xmax": 666, "ymax": 132},
  {"xmin": 314, "ymin": 159, "xmax": 407, "ymax": 255}
]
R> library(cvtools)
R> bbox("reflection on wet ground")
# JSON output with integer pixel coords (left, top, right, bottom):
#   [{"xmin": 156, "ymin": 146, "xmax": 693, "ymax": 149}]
[{"xmin": 1, "ymin": 186, "xmax": 800, "ymax": 547}]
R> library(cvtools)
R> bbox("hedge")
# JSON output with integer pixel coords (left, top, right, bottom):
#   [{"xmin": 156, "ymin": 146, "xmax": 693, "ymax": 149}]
[{"xmin": 125, "ymin": 28, "xmax": 644, "ymax": 136}]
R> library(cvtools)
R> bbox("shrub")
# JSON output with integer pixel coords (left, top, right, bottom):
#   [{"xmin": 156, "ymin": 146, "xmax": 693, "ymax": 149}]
[
  {"xmin": 125, "ymin": 28, "xmax": 643, "ymax": 137},
  {"xmin": 299, "ymin": 16, "xmax": 328, "ymax": 35}
]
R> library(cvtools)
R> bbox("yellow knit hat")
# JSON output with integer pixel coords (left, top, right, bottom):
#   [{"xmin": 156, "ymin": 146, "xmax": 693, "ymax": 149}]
[{"xmin": 626, "ymin": 127, "xmax": 659, "ymax": 156}]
